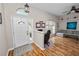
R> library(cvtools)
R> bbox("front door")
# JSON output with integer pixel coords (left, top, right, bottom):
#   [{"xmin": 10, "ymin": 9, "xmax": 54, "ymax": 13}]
[{"xmin": 12, "ymin": 16, "xmax": 30, "ymax": 48}]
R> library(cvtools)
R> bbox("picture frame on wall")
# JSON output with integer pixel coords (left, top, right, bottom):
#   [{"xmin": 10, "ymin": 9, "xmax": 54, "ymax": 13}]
[
  {"xmin": 0, "ymin": 13, "xmax": 2, "ymax": 24},
  {"xmin": 36, "ymin": 22, "xmax": 41, "ymax": 28},
  {"xmin": 41, "ymin": 23, "xmax": 45, "ymax": 28},
  {"xmin": 36, "ymin": 21, "xmax": 45, "ymax": 28}
]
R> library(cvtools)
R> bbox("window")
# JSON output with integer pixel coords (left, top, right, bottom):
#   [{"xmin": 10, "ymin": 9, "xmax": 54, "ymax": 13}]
[{"xmin": 46, "ymin": 21, "xmax": 56, "ymax": 34}]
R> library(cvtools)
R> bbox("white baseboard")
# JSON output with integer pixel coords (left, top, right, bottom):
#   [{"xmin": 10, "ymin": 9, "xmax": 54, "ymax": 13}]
[{"xmin": 33, "ymin": 41, "xmax": 45, "ymax": 50}]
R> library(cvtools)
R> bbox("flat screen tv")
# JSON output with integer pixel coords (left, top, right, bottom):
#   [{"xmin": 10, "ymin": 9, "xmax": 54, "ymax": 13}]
[{"xmin": 67, "ymin": 22, "xmax": 77, "ymax": 30}]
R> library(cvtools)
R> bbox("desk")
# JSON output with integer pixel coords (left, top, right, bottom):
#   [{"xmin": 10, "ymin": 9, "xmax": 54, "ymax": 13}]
[{"xmin": 33, "ymin": 30, "xmax": 45, "ymax": 50}]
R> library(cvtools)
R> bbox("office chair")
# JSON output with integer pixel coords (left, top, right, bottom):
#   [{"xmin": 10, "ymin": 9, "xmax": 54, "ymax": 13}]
[{"xmin": 44, "ymin": 30, "xmax": 51, "ymax": 47}]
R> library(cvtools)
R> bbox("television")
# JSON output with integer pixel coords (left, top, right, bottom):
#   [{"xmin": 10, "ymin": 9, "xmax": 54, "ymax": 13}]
[{"xmin": 67, "ymin": 22, "xmax": 77, "ymax": 30}]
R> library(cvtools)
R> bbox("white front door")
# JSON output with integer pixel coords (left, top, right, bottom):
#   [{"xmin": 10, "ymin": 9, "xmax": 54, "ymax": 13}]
[{"xmin": 12, "ymin": 16, "xmax": 30, "ymax": 48}]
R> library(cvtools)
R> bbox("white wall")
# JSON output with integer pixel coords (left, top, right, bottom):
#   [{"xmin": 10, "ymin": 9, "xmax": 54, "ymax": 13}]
[
  {"xmin": 58, "ymin": 14, "xmax": 79, "ymax": 31},
  {"xmin": 3, "ymin": 3, "xmax": 25, "ymax": 49},
  {"xmin": 0, "ymin": 4, "xmax": 8, "ymax": 56},
  {"xmin": 29, "ymin": 7, "xmax": 58, "ymax": 34},
  {"xmin": 2, "ymin": 3, "xmax": 58, "ymax": 50}
]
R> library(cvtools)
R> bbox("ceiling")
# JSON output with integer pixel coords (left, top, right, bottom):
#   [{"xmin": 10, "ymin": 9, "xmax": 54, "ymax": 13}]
[{"xmin": 29, "ymin": 3, "xmax": 79, "ymax": 16}]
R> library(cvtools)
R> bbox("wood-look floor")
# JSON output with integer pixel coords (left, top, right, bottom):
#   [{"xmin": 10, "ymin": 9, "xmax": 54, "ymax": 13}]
[{"xmin": 8, "ymin": 36, "xmax": 79, "ymax": 56}]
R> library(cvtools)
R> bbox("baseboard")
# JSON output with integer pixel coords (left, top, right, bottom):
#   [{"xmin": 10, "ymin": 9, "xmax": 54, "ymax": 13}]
[{"xmin": 33, "ymin": 41, "xmax": 45, "ymax": 50}]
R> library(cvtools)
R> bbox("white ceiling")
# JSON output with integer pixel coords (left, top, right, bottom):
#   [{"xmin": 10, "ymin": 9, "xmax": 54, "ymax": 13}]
[{"xmin": 30, "ymin": 3, "xmax": 79, "ymax": 16}]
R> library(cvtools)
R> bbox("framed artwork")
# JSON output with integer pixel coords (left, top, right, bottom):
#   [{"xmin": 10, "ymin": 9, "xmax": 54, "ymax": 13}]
[
  {"xmin": 36, "ymin": 21, "xmax": 45, "ymax": 28},
  {"xmin": 36, "ymin": 22, "xmax": 41, "ymax": 28},
  {"xmin": 41, "ymin": 23, "xmax": 45, "ymax": 28},
  {"xmin": 0, "ymin": 13, "xmax": 2, "ymax": 24}
]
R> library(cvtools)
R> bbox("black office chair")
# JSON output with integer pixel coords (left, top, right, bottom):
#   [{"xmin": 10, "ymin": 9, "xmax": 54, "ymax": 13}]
[{"xmin": 44, "ymin": 30, "xmax": 51, "ymax": 47}]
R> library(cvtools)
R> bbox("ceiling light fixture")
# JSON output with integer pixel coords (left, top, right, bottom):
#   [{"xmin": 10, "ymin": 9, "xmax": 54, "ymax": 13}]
[{"xmin": 16, "ymin": 3, "xmax": 30, "ymax": 16}]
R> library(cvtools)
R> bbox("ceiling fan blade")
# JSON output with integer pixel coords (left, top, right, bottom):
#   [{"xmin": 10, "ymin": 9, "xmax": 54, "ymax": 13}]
[
  {"xmin": 66, "ymin": 11, "xmax": 71, "ymax": 15},
  {"xmin": 63, "ymin": 11, "xmax": 68, "ymax": 13},
  {"xmin": 75, "ymin": 8, "xmax": 79, "ymax": 13}
]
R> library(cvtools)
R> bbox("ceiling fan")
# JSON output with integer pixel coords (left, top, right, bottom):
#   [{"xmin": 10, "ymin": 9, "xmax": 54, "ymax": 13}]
[
  {"xmin": 16, "ymin": 3, "xmax": 30, "ymax": 15},
  {"xmin": 24, "ymin": 3, "xmax": 30, "ymax": 13},
  {"xmin": 63, "ymin": 6, "xmax": 79, "ymax": 15}
]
